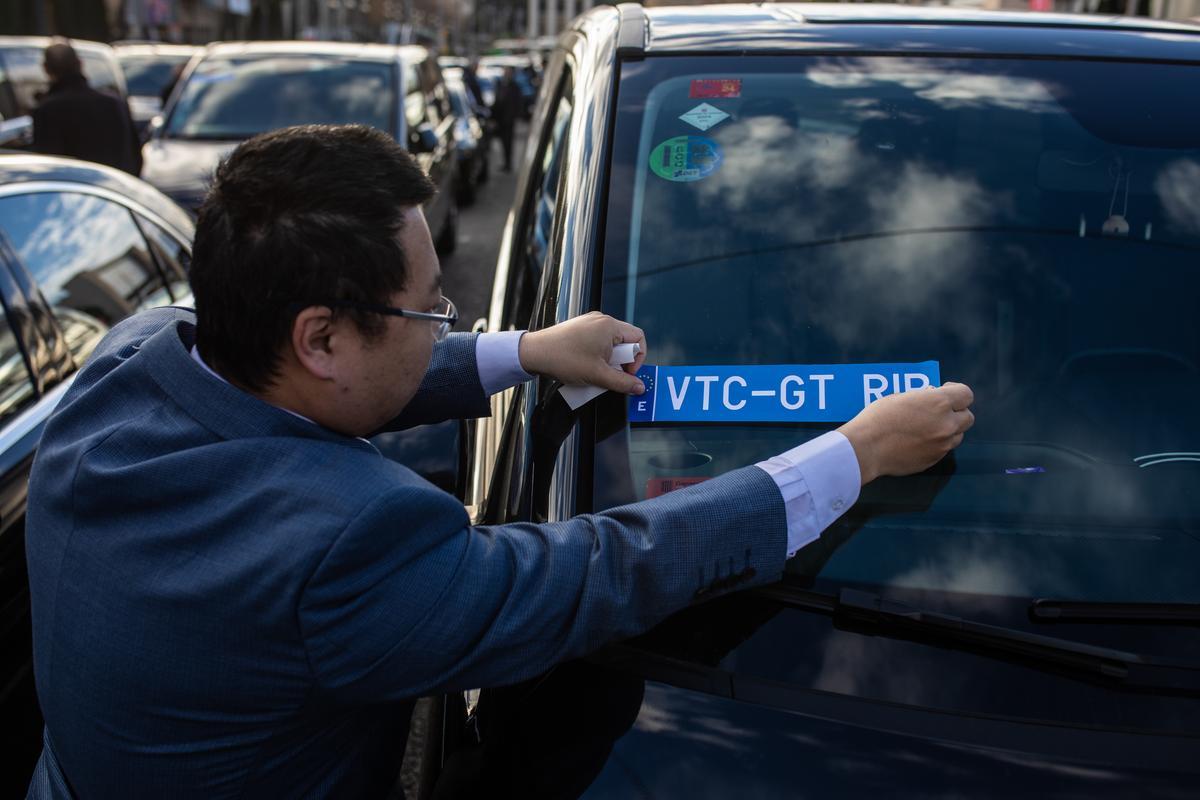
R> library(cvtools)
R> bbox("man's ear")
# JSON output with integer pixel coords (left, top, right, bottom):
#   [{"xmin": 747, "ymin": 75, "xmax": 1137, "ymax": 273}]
[{"xmin": 290, "ymin": 306, "xmax": 339, "ymax": 380}]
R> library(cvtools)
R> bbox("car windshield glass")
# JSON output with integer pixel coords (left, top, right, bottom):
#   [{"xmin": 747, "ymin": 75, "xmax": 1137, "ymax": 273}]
[
  {"xmin": 165, "ymin": 55, "xmax": 395, "ymax": 140},
  {"xmin": 597, "ymin": 55, "xmax": 1200, "ymax": 613},
  {"xmin": 119, "ymin": 54, "xmax": 189, "ymax": 96}
]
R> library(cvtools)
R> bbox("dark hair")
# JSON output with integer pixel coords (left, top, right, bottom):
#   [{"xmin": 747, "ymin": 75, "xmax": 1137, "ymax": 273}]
[
  {"xmin": 43, "ymin": 41, "xmax": 82, "ymax": 81},
  {"xmin": 190, "ymin": 124, "xmax": 436, "ymax": 392}
]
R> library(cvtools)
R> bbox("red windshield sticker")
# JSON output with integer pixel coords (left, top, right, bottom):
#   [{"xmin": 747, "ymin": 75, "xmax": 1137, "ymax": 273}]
[
  {"xmin": 646, "ymin": 477, "xmax": 708, "ymax": 498},
  {"xmin": 690, "ymin": 79, "xmax": 741, "ymax": 99}
]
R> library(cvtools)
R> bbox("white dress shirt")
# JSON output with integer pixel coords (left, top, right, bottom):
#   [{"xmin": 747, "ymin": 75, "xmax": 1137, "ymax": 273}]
[{"xmin": 195, "ymin": 330, "xmax": 860, "ymax": 557}]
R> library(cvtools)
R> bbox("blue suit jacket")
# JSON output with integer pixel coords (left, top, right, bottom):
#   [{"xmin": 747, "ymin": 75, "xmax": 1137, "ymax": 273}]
[{"xmin": 25, "ymin": 308, "xmax": 787, "ymax": 798}]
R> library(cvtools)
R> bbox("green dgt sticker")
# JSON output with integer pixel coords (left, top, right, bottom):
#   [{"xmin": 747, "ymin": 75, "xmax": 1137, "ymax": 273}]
[{"xmin": 649, "ymin": 135, "xmax": 723, "ymax": 182}]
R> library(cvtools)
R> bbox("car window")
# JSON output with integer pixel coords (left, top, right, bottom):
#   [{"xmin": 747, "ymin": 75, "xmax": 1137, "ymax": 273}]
[
  {"xmin": 0, "ymin": 54, "xmax": 18, "ymax": 120},
  {"xmin": 118, "ymin": 54, "xmax": 189, "ymax": 97},
  {"xmin": 0, "ymin": 46, "xmax": 123, "ymax": 117},
  {"xmin": 166, "ymin": 55, "xmax": 395, "ymax": 140},
  {"xmin": 504, "ymin": 78, "xmax": 572, "ymax": 331},
  {"xmin": 0, "ymin": 192, "xmax": 173, "ymax": 362},
  {"xmin": 76, "ymin": 50, "xmax": 122, "ymax": 96},
  {"xmin": 403, "ymin": 63, "xmax": 425, "ymax": 130},
  {"xmin": 134, "ymin": 216, "xmax": 191, "ymax": 303},
  {"xmin": 0, "ymin": 297, "xmax": 37, "ymax": 426},
  {"xmin": 598, "ymin": 56, "xmax": 1200, "ymax": 607}
]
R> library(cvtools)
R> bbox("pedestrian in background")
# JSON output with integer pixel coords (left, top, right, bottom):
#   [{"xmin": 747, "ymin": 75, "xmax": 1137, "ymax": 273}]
[
  {"xmin": 491, "ymin": 67, "xmax": 522, "ymax": 172},
  {"xmin": 32, "ymin": 41, "xmax": 142, "ymax": 176}
]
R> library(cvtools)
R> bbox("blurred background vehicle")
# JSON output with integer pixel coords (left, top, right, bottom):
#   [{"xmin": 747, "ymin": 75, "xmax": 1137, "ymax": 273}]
[
  {"xmin": 443, "ymin": 71, "xmax": 489, "ymax": 205},
  {"xmin": 112, "ymin": 42, "xmax": 201, "ymax": 139},
  {"xmin": 0, "ymin": 36, "xmax": 127, "ymax": 149},
  {"xmin": 0, "ymin": 152, "xmax": 194, "ymax": 798},
  {"xmin": 139, "ymin": 41, "xmax": 459, "ymax": 253}
]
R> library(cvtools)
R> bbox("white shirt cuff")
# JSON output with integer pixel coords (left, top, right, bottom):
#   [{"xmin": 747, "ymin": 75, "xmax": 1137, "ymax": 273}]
[
  {"xmin": 475, "ymin": 330, "xmax": 532, "ymax": 396},
  {"xmin": 756, "ymin": 431, "xmax": 861, "ymax": 558}
]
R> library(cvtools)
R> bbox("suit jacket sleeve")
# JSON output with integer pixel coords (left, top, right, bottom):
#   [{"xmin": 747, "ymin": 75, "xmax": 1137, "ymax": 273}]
[
  {"xmin": 298, "ymin": 465, "xmax": 788, "ymax": 702},
  {"xmin": 378, "ymin": 332, "xmax": 490, "ymax": 432}
]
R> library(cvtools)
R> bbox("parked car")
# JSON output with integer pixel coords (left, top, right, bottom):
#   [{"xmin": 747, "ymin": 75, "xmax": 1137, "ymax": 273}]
[
  {"xmin": 0, "ymin": 36, "xmax": 129, "ymax": 148},
  {"xmin": 411, "ymin": 4, "xmax": 1200, "ymax": 797},
  {"xmin": 140, "ymin": 41, "xmax": 459, "ymax": 253},
  {"xmin": 113, "ymin": 42, "xmax": 200, "ymax": 138},
  {"xmin": 0, "ymin": 152, "xmax": 195, "ymax": 797},
  {"xmin": 444, "ymin": 72, "xmax": 489, "ymax": 205}
]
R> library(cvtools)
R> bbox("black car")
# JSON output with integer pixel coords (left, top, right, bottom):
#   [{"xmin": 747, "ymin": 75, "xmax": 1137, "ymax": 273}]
[
  {"xmin": 140, "ymin": 41, "xmax": 460, "ymax": 254},
  {"xmin": 0, "ymin": 153, "xmax": 194, "ymax": 797},
  {"xmin": 416, "ymin": 4, "xmax": 1200, "ymax": 797},
  {"xmin": 443, "ymin": 71, "xmax": 490, "ymax": 206}
]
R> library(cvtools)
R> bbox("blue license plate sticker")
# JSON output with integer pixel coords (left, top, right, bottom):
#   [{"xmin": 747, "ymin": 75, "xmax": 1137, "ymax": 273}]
[{"xmin": 629, "ymin": 362, "xmax": 941, "ymax": 423}]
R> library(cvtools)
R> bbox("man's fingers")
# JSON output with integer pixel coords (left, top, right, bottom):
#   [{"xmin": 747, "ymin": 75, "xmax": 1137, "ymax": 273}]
[
  {"xmin": 953, "ymin": 408, "xmax": 975, "ymax": 433},
  {"xmin": 940, "ymin": 381, "xmax": 974, "ymax": 411},
  {"xmin": 613, "ymin": 320, "xmax": 647, "ymax": 374},
  {"xmin": 591, "ymin": 366, "xmax": 645, "ymax": 395}
]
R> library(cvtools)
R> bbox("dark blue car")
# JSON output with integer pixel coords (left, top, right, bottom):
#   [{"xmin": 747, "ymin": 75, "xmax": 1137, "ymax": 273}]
[{"xmin": 423, "ymin": 4, "xmax": 1200, "ymax": 798}]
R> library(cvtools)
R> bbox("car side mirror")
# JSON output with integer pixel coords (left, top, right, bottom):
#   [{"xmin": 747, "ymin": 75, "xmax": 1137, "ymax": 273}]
[
  {"xmin": 370, "ymin": 419, "xmax": 468, "ymax": 498},
  {"xmin": 409, "ymin": 122, "xmax": 439, "ymax": 155}
]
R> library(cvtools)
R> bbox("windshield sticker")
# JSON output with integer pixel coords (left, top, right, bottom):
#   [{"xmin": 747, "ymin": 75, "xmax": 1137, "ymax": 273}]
[
  {"xmin": 690, "ymin": 79, "xmax": 741, "ymax": 99},
  {"xmin": 678, "ymin": 103, "xmax": 730, "ymax": 132},
  {"xmin": 649, "ymin": 136, "xmax": 723, "ymax": 182},
  {"xmin": 646, "ymin": 477, "xmax": 708, "ymax": 498},
  {"xmin": 629, "ymin": 362, "xmax": 941, "ymax": 423}
]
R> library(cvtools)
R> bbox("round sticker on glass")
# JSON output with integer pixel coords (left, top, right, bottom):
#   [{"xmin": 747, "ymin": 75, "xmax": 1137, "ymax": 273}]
[{"xmin": 649, "ymin": 135, "xmax": 722, "ymax": 182}]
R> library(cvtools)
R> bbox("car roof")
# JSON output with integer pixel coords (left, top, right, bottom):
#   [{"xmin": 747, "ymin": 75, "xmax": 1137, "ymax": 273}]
[
  {"xmin": 608, "ymin": 3, "xmax": 1200, "ymax": 59},
  {"xmin": 0, "ymin": 152, "xmax": 194, "ymax": 240},
  {"xmin": 198, "ymin": 40, "xmax": 428, "ymax": 63},
  {"xmin": 0, "ymin": 35, "xmax": 117, "ymax": 56},
  {"xmin": 113, "ymin": 43, "xmax": 201, "ymax": 58}
]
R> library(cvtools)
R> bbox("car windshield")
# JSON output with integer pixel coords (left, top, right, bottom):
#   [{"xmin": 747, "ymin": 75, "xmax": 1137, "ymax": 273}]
[
  {"xmin": 597, "ymin": 55, "xmax": 1200, "ymax": 612},
  {"xmin": 0, "ymin": 46, "xmax": 122, "ymax": 115},
  {"xmin": 119, "ymin": 54, "xmax": 190, "ymax": 97},
  {"xmin": 165, "ymin": 55, "xmax": 395, "ymax": 140}
]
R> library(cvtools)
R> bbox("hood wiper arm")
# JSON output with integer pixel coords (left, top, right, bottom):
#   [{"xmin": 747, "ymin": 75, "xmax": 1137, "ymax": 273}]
[
  {"xmin": 756, "ymin": 584, "xmax": 1200, "ymax": 696},
  {"xmin": 1031, "ymin": 599, "xmax": 1200, "ymax": 625}
]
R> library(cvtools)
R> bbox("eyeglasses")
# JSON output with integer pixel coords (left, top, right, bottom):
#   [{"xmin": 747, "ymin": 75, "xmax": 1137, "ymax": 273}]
[{"xmin": 307, "ymin": 296, "xmax": 458, "ymax": 341}]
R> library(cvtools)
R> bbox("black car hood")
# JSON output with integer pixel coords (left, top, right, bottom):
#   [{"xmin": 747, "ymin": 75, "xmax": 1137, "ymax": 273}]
[{"xmin": 579, "ymin": 679, "xmax": 1197, "ymax": 798}]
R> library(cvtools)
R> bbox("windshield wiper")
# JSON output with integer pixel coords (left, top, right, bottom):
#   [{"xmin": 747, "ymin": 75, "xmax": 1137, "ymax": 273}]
[
  {"xmin": 1031, "ymin": 599, "xmax": 1200, "ymax": 625},
  {"xmin": 755, "ymin": 584, "xmax": 1200, "ymax": 697}
]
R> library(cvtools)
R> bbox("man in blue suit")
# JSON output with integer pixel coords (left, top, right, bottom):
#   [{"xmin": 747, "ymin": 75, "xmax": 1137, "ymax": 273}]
[{"xmin": 25, "ymin": 125, "xmax": 974, "ymax": 798}]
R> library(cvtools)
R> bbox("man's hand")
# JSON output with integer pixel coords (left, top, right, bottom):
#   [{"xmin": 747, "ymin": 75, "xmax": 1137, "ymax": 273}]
[
  {"xmin": 518, "ymin": 312, "xmax": 648, "ymax": 395},
  {"xmin": 837, "ymin": 382, "xmax": 975, "ymax": 485}
]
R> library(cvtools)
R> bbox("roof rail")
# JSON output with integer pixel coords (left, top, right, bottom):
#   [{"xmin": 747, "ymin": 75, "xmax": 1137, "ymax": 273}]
[{"xmin": 616, "ymin": 3, "xmax": 647, "ymax": 57}]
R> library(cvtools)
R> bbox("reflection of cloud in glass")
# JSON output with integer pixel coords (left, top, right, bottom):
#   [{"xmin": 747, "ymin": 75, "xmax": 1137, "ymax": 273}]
[
  {"xmin": 1154, "ymin": 159, "xmax": 1200, "ymax": 235},
  {"xmin": 14, "ymin": 194, "xmax": 143, "ymax": 301},
  {"xmin": 683, "ymin": 111, "xmax": 1002, "ymax": 353},
  {"xmin": 806, "ymin": 60, "xmax": 1059, "ymax": 113}
]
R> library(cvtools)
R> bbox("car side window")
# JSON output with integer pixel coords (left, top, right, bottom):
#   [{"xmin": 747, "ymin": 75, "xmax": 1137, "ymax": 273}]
[
  {"xmin": 503, "ymin": 77, "xmax": 573, "ymax": 331},
  {"xmin": 420, "ymin": 58, "xmax": 448, "ymax": 125},
  {"xmin": 0, "ymin": 192, "xmax": 173, "ymax": 362},
  {"xmin": 0, "ymin": 296, "xmax": 37, "ymax": 426},
  {"xmin": 135, "ymin": 216, "xmax": 191, "ymax": 303},
  {"xmin": 404, "ymin": 63, "xmax": 426, "ymax": 130},
  {"xmin": 1, "ymin": 47, "xmax": 47, "ymax": 116}
]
